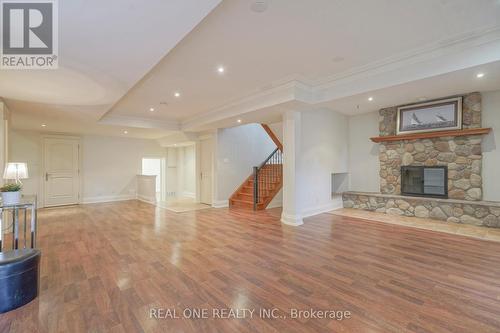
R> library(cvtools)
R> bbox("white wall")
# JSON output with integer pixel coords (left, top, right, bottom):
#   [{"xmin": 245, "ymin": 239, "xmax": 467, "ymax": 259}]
[
  {"xmin": 8, "ymin": 130, "xmax": 42, "ymax": 205},
  {"xmin": 297, "ymin": 109, "xmax": 349, "ymax": 216},
  {"xmin": 9, "ymin": 130, "xmax": 166, "ymax": 205},
  {"xmin": 214, "ymin": 123, "xmax": 278, "ymax": 205},
  {"xmin": 82, "ymin": 136, "xmax": 166, "ymax": 202},
  {"xmin": 482, "ymin": 90, "xmax": 500, "ymax": 201},
  {"xmin": 348, "ymin": 112, "xmax": 380, "ymax": 192}
]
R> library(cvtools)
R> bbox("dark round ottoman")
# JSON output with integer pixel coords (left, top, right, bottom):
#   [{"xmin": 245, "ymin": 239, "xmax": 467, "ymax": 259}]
[{"xmin": 0, "ymin": 249, "xmax": 41, "ymax": 313}]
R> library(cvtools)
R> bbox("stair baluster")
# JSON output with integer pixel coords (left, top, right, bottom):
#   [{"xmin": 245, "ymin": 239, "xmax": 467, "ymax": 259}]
[{"xmin": 253, "ymin": 148, "xmax": 282, "ymax": 211}]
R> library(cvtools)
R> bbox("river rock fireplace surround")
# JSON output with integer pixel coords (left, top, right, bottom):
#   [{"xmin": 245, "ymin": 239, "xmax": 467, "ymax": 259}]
[{"xmin": 342, "ymin": 92, "xmax": 500, "ymax": 228}]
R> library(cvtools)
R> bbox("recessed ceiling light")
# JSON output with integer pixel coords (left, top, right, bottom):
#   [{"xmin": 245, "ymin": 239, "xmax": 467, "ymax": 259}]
[
  {"xmin": 123, "ymin": 130, "xmax": 128, "ymax": 134},
  {"xmin": 174, "ymin": 92, "xmax": 181, "ymax": 98},
  {"xmin": 217, "ymin": 66, "xmax": 225, "ymax": 74},
  {"xmin": 237, "ymin": 119, "xmax": 242, "ymax": 123},
  {"xmin": 149, "ymin": 107, "xmax": 155, "ymax": 112},
  {"xmin": 476, "ymin": 73, "xmax": 485, "ymax": 78},
  {"xmin": 368, "ymin": 97, "xmax": 374, "ymax": 101},
  {"xmin": 41, "ymin": 124, "xmax": 46, "ymax": 127}
]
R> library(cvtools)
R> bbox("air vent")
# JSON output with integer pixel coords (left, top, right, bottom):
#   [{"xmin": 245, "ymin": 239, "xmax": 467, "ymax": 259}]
[{"xmin": 251, "ymin": 1, "xmax": 268, "ymax": 13}]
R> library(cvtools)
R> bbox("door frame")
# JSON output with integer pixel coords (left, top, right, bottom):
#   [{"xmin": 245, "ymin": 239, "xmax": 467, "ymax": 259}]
[
  {"xmin": 41, "ymin": 135, "xmax": 83, "ymax": 208},
  {"xmin": 196, "ymin": 134, "xmax": 214, "ymax": 205}
]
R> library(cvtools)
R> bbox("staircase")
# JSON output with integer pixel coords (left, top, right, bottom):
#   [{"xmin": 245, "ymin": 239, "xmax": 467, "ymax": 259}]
[{"xmin": 229, "ymin": 124, "xmax": 283, "ymax": 210}]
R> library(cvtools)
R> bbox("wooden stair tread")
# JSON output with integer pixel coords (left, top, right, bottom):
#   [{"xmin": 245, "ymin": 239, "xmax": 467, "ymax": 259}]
[{"xmin": 231, "ymin": 197, "xmax": 264, "ymax": 202}]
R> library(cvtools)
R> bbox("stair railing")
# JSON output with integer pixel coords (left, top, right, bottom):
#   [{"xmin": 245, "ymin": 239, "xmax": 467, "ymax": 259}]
[{"xmin": 253, "ymin": 148, "xmax": 282, "ymax": 210}]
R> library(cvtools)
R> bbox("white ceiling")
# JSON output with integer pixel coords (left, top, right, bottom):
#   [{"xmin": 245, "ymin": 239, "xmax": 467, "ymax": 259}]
[
  {"xmin": 2, "ymin": 0, "xmax": 221, "ymax": 138},
  {"xmin": 105, "ymin": 0, "xmax": 500, "ymax": 129},
  {"xmin": 182, "ymin": 60, "xmax": 500, "ymax": 132},
  {"xmin": 3, "ymin": 0, "xmax": 500, "ymax": 139}
]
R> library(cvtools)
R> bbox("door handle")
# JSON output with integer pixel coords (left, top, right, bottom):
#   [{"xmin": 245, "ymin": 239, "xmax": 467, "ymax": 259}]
[{"xmin": 45, "ymin": 172, "xmax": 49, "ymax": 181}]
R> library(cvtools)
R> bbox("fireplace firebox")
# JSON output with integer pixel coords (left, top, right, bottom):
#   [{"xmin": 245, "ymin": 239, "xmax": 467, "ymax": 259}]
[{"xmin": 401, "ymin": 166, "xmax": 448, "ymax": 198}]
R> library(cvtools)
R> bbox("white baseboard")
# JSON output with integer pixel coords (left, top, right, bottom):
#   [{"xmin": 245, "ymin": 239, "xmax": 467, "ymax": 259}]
[
  {"xmin": 301, "ymin": 198, "xmax": 343, "ymax": 218},
  {"xmin": 212, "ymin": 200, "xmax": 228, "ymax": 208},
  {"xmin": 266, "ymin": 201, "xmax": 283, "ymax": 209},
  {"xmin": 137, "ymin": 194, "xmax": 157, "ymax": 204},
  {"xmin": 82, "ymin": 194, "xmax": 136, "ymax": 204},
  {"xmin": 280, "ymin": 212, "xmax": 304, "ymax": 226},
  {"xmin": 182, "ymin": 191, "xmax": 196, "ymax": 199},
  {"xmin": 280, "ymin": 198, "xmax": 342, "ymax": 225}
]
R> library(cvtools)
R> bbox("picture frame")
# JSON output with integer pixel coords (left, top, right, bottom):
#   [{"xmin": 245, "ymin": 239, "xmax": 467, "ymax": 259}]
[{"xmin": 396, "ymin": 97, "xmax": 462, "ymax": 135}]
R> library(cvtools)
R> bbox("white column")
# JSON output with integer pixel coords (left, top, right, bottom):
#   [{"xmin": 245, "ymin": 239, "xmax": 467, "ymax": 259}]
[{"xmin": 281, "ymin": 110, "xmax": 303, "ymax": 226}]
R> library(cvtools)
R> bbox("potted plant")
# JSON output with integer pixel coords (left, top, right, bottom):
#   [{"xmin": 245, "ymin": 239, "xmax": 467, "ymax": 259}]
[{"xmin": 1, "ymin": 183, "xmax": 22, "ymax": 205}]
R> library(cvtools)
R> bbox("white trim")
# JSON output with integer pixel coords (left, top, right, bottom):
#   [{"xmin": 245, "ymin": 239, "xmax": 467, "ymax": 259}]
[
  {"xmin": 266, "ymin": 201, "xmax": 283, "ymax": 209},
  {"xmin": 137, "ymin": 195, "xmax": 156, "ymax": 204},
  {"xmin": 315, "ymin": 26, "xmax": 500, "ymax": 88},
  {"xmin": 280, "ymin": 212, "xmax": 303, "ymax": 226},
  {"xmin": 82, "ymin": 194, "xmax": 136, "ymax": 204},
  {"xmin": 301, "ymin": 198, "xmax": 344, "ymax": 218},
  {"xmin": 212, "ymin": 200, "xmax": 228, "ymax": 208}
]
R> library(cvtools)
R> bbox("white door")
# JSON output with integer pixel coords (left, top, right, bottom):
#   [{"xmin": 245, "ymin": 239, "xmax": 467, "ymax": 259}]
[
  {"xmin": 43, "ymin": 137, "xmax": 80, "ymax": 207},
  {"xmin": 200, "ymin": 138, "xmax": 213, "ymax": 205}
]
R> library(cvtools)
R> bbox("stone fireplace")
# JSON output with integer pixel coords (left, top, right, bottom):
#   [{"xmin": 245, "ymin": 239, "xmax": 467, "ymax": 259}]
[
  {"xmin": 378, "ymin": 92, "xmax": 482, "ymax": 201},
  {"xmin": 343, "ymin": 92, "xmax": 500, "ymax": 228}
]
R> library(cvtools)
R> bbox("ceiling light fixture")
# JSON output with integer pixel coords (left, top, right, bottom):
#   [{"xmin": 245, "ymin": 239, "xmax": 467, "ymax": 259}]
[
  {"xmin": 476, "ymin": 73, "xmax": 485, "ymax": 78},
  {"xmin": 217, "ymin": 66, "xmax": 225, "ymax": 74},
  {"xmin": 174, "ymin": 92, "xmax": 181, "ymax": 98},
  {"xmin": 368, "ymin": 97, "xmax": 374, "ymax": 101},
  {"xmin": 149, "ymin": 107, "xmax": 155, "ymax": 112},
  {"xmin": 41, "ymin": 124, "xmax": 47, "ymax": 127},
  {"xmin": 123, "ymin": 130, "xmax": 128, "ymax": 134},
  {"xmin": 237, "ymin": 119, "xmax": 242, "ymax": 123}
]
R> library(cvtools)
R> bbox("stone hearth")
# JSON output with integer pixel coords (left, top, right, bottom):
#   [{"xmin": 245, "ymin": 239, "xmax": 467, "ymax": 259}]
[{"xmin": 343, "ymin": 192, "xmax": 500, "ymax": 227}]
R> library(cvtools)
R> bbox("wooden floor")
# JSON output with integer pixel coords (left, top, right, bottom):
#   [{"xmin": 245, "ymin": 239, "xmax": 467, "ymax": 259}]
[{"xmin": 1, "ymin": 201, "xmax": 500, "ymax": 332}]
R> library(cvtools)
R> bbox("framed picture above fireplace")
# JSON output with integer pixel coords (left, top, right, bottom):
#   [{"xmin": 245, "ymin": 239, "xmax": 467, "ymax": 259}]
[{"xmin": 396, "ymin": 97, "xmax": 462, "ymax": 135}]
